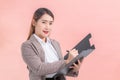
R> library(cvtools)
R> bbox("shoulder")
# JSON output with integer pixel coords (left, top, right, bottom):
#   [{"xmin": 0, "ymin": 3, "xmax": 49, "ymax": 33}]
[
  {"xmin": 50, "ymin": 39, "xmax": 62, "ymax": 49},
  {"xmin": 50, "ymin": 39, "xmax": 60, "ymax": 45},
  {"xmin": 21, "ymin": 40, "xmax": 32, "ymax": 48}
]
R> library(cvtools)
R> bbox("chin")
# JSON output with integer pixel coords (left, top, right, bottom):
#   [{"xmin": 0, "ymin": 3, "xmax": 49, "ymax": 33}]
[
  {"xmin": 44, "ymin": 36, "xmax": 47, "ymax": 38},
  {"xmin": 45, "ymin": 34, "xmax": 50, "ymax": 37},
  {"xmin": 44, "ymin": 35, "xmax": 49, "ymax": 38}
]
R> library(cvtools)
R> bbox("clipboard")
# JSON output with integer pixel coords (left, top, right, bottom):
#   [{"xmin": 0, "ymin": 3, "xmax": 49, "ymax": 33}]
[{"xmin": 58, "ymin": 33, "xmax": 95, "ymax": 75}]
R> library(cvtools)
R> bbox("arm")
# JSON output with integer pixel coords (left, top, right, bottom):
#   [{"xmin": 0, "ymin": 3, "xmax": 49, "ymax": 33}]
[{"xmin": 21, "ymin": 42, "xmax": 66, "ymax": 76}]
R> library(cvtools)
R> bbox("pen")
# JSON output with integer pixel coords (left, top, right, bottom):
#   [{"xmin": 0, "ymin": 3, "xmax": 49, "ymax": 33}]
[{"xmin": 66, "ymin": 50, "xmax": 70, "ymax": 53}]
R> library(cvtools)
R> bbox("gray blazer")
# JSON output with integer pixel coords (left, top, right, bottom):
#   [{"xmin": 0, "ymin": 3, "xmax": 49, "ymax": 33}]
[{"xmin": 21, "ymin": 35, "xmax": 78, "ymax": 80}]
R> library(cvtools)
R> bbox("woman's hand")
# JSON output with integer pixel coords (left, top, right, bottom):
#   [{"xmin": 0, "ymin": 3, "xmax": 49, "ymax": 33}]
[
  {"xmin": 65, "ymin": 49, "xmax": 78, "ymax": 64},
  {"xmin": 65, "ymin": 49, "xmax": 82, "ymax": 72},
  {"xmin": 70, "ymin": 60, "xmax": 81, "ymax": 72}
]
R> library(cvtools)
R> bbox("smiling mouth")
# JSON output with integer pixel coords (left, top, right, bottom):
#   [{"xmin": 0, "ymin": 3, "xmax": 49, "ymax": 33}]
[{"xmin": 43, "ymin": 31, "xmax": 49, "ymax": 34}]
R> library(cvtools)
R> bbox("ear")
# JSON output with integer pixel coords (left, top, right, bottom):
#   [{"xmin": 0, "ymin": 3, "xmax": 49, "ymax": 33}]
[{"xmin": 32, "ymin": 19, "xmax": 36, "ymax": 26}]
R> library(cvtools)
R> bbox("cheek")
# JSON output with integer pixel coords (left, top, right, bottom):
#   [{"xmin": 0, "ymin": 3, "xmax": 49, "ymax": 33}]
[
  {"xmin": 35, "ymin": 26, "xmax": 41, "ymax": 33},
  {"xmin": 49, "ymin": 27, "xmax": 52, "ymax": 30},
  {"xmin": 35, "ymin": 21, "xmax": 43, "ymax": 27},
  {"xmin": 35, "ymin": 23, "xmax": 43, "ymax": 30}
]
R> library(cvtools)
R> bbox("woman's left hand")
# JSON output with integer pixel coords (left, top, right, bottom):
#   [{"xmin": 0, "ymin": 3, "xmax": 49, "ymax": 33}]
[{"xmin": 70, "ymin": 60, "xmax": 81, "ymax": 72}]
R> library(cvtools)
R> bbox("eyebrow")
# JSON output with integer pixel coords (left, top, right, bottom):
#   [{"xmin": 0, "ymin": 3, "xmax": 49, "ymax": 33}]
[{"xmin": 41, "ymin": 20, "xmax": 53, "ymax": 22}]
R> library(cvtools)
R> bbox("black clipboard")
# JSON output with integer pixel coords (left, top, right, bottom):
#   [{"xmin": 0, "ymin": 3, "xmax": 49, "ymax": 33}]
[{"xmin": 58, "ymin": 33, "xmax": 95, "ymax": 75}]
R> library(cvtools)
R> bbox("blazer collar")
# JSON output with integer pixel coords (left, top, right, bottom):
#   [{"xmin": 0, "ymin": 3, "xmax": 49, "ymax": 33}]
[{"xmin": 29, "ymin": 34, "xmax": 62, "ymax": 60}]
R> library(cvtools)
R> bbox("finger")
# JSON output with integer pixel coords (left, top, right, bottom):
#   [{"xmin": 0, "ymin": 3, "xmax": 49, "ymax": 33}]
[
  {"xmin": 72, "ymin": 49, "xmax": 76, "ymax": 51},
  {"xmin": 69, "ymin": 52, "xmax": 77, "ymax": 57},
  {"xmin": 78, "ymin": 60, "xmax": 81, "ymax": 66},
  {"xmin": 76, "ymin": 50, "xmax": 78, "ymax": 53},
  {"xmin": 75, "ymin": 50, "xmax": 78, "ymax": 54},
  {"xmin": 71, "ymin": 50, "xmax": 78, "ymax": 55},
  {"xmin": 80, "ymin": 57, "xmax": 84, "ymax": 62},
  {"xmin": 74, "ymin": 50, "xmax": 78, "ymax": 54},
  {"xmin": 70, "ymin": 49, "xmax": 76, "ymax": 53},
  {"xmin": 73, "ymin": 50, "xmax": 78, "ymax": 56},
  {"xmin": 73, "ymin": 63, "xmax": 78, "ymax": 68},
  {"xmin": 69, "ymin": 66, "xmax": 74, "ymax": 68},
  {"xmin": 78, "ymin": 60, "xmax": 81, "ymax": 63}
]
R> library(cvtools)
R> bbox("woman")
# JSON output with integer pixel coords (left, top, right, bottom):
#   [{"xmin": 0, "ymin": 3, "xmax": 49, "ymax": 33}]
[{"xmin": 21, "ymin": 8, "xmax": 81, "ymax": 80}]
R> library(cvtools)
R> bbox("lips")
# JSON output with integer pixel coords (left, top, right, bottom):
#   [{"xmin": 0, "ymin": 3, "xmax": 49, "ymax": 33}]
[{"xmin": 43, "ymin": 30, "xmax": 49, "ymax": 34}]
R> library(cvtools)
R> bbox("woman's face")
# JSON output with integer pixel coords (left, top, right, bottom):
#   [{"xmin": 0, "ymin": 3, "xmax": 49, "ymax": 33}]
[{"xmin": 34, "ymin": 14, "xmax": 53, "ymax": 41}]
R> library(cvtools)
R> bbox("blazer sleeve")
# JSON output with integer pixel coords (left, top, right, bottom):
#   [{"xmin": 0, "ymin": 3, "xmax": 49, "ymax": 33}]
[{"xmin": 21, "ymin": 42, "xmax": 66, "ymax": 76}]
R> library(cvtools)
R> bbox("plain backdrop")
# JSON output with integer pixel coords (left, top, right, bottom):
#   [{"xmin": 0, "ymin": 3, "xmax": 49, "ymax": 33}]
[{"xmin": 0, "ymin": 0, "xmax": 120, "ymax": 80}]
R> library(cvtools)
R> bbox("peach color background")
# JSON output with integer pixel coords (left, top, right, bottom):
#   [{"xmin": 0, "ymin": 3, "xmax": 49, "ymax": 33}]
[{"xmin": 0, "ymin": 0, "xmax": 120, "ymax": 80}]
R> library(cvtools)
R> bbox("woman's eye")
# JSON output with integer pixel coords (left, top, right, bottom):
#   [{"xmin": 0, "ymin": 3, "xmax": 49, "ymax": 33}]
[
  {"xmin": 42, "ymin": 22, "xmax": 46, "ymax": 24},
  {"xmin": 49, "ymin": 22, "xmax": 52, "ymax": 25}
]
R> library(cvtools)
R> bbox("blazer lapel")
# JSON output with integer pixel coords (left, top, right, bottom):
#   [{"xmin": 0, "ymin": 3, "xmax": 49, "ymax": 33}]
[
  {"xmin": 29, "ymin": 35, "xmax": 45, "ymax": 62},
  {"xmin": 50, "ymin": 39, "xmax": 63, "ymax": 60}
]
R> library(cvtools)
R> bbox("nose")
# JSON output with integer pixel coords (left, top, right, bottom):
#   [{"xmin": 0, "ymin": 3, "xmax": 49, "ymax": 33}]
[{"xmin": 45, "ymin": 23, "xmax": 50, "ymax": 29}]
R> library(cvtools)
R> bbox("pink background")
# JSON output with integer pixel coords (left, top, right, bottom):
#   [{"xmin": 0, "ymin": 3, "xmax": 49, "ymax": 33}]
[{"xmin": 0, "ymin": 0, "xmax": 120, "ymax": 80}]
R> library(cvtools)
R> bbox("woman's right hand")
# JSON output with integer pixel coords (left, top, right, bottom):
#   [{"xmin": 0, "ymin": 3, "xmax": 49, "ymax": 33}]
[{"xmin": 65, "ymin": 49, "xmax": 78, "ymax": 64}]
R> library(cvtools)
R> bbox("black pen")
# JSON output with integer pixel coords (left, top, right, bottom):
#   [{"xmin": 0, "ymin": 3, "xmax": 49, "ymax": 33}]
[{"xmin": 66, "ymin": 50, "xmax": 70, "ymax": 53}]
